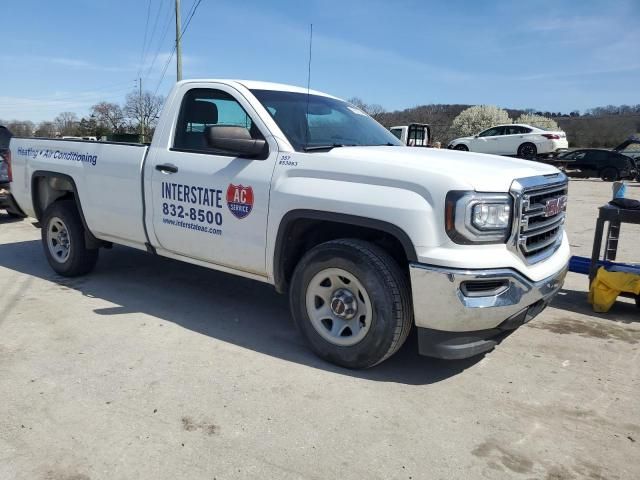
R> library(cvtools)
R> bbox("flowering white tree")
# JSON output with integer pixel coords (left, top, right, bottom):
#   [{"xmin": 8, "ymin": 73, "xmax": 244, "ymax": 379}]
[
  {"xmin": 450, "ymin": 105, "xmax": 511, "ymax": 138},
  {"xmin": 515, "ymin": 113, "xmax": 561, "ymax": 131}
]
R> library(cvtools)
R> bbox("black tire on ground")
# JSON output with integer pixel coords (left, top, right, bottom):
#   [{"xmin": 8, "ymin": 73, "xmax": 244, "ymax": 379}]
[
  {"xmin": 600, "ymin": 167, "xmax": 619, "ymax": 182},
  {"xmin": 517, "ymin": 142, "xmax": 537, "ymax": 159},
  {"xmin": 41, "ymin": 199, "xmax": 99, "ymax": 277},
  {"xmin": 454, "ymin": 144, "xmax": 469, "ymax": 151},
  {"xmin": 289, "ymin": 239, "xmax": 413, "ymax": 369}
]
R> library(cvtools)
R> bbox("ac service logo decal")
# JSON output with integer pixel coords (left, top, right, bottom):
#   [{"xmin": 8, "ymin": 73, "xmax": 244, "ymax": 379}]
[{"xmin": 226, "ymin": 184, "xmax": 254, "ymax": 219}]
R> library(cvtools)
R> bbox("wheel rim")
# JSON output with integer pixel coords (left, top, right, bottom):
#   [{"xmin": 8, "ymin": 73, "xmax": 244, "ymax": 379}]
[
  {"xmin": 47, "ymin": 216, "xmax": 71, "ymax": 263},
  {"xmin": 305, "ymin": 268, "xmax": 373, "ymax": 347},
  {"xmin": 521, "ymin": 145, "xmax": 535, "ymax": 158}
]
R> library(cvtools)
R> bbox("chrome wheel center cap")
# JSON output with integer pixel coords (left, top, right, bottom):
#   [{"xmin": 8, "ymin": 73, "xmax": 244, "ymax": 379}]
[{"xmin": 330, "ymin": 289, "xmax": 357, "ymax": 320}]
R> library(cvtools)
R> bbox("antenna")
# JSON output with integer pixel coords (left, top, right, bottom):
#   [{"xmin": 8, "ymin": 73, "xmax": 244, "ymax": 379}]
[{"xmin": 305, "ymin": 23, "xmax": 313, "ymax": 147}]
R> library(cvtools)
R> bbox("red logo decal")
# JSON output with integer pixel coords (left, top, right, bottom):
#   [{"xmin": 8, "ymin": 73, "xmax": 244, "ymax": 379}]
[
  {"xmin": 543, "ymin": 195, "xmax": 567, "ymax": 217},
  {"xmin": 226, "ymin": 184, "xmax": 254, "ymax": 219}
]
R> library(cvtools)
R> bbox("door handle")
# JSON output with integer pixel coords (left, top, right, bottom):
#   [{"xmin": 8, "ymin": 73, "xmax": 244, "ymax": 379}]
[{"xmin": 156, "ymin": 163, "xmax": 178, "ymax": 174}]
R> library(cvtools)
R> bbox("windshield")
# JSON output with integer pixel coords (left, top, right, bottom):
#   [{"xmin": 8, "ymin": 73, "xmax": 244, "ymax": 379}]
[{"xmin": 251, "ymin": 89, "xmax": 402, "ymax": 151}]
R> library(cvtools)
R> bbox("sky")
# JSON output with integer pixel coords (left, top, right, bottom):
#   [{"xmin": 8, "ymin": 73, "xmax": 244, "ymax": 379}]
[{"xmin": 1, "ymin": 0, "xmax": 639, "ymax": 122}]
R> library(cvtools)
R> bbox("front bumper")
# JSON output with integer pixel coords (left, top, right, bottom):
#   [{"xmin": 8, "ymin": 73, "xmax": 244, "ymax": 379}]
[
  {"xmin": 409, "ymin": 263, "xmax": 568, "ymax": 359},
  {"xmin": 0, "ymin": 184, "xmax": 25, "ymax": 215}
]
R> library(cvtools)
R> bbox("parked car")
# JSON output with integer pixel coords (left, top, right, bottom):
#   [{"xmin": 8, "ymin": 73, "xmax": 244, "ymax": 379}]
[
  {"xmin": 613, "ymin": 135, "xmax": 640, "ymax": 181},
  {"xmin": 555, "ymin": 149, "xmax": 638, "ymax": 181},
  {"xmin": 0, "ymin": 126, "xmax": 24, "ymax": 218},
  {"xmin": 448, "ymin": 124, "xmax": 568, "ymax": 159},
  {"xmin": 6, "ymin": 79, "xmax": 569, "ymax": 368}
]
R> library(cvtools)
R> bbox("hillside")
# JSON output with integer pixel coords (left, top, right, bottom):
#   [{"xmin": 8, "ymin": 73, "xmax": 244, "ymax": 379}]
[{"xmin": 375, "ymin": 105, "xmax": 640, "ymax": 148}]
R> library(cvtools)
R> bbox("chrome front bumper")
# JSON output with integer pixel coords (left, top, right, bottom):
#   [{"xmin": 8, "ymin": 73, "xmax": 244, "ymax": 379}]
[{"xmin": 409, "ymin": 263, "xmax": 568, "ymax": 359}]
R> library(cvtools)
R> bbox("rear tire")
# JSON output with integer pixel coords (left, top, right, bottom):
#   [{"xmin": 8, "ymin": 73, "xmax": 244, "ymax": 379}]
[
  {"xmin": 600, "ymin": 167, "xmax": 619, "ymax": 182},
  {"xmin": 289, "ymin": 239, "xmax": 413, "ymax": 369},
  {"xmin": 454, "ymin": 144, "xmax": 469, "ymax": 151},
  {"xmin": 41, "ymin": 199, "xmax": 99, "ymax": 277},
  {"xmin": 517, "ymin": 143, "xmax": 537, "ymax": 160}
]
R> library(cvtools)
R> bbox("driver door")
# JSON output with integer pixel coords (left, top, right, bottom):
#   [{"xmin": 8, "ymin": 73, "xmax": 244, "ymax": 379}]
[
  {"xmin": 474, "ymin": 126, "xmax": 504, "ymax": 153},
  {"xmin": 147, "ymin": 84, "xmax": 277, "ymax": 276}
]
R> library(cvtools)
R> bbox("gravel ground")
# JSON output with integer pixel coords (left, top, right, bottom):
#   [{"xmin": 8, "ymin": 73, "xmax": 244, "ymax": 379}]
[{"xmin": 0, "ymin": 178, "xmax": 638, "ymax": 480}]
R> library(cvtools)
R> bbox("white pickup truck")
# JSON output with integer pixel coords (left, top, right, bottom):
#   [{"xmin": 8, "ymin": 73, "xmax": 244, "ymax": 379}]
[{"xmin": 5, "ymin": 79, "xmax": 570, "ymax": 368}]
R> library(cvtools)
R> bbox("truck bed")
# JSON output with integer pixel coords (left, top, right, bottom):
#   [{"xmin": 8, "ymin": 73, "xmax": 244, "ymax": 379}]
[{"xmin": 10, "ymin": 137, "xmax": 150, "ymax": 247}]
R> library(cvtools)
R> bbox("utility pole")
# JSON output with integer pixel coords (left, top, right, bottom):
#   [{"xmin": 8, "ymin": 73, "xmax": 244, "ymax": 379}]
[
  {"xmin": 138, "ymin": 77, "xmax": 144, "ymax": 143},
  {"xmin": 175, "ymin": 0, "xmax": 183, "ymax": 82}
]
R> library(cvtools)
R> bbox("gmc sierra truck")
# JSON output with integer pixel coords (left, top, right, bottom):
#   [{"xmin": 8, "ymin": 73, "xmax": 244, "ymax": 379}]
[{"xmin": 4, "ymin": 80, "xmax": 570, "ymax": 368}]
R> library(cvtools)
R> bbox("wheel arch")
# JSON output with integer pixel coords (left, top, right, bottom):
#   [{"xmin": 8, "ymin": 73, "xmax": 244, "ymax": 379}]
[
  {"xmin": 272, "ymin": 209, "xmax": 417, "ymax": 293},
  {"xmin": 31, "ymin": 171, "xmax": 101, "ymax": 248}
]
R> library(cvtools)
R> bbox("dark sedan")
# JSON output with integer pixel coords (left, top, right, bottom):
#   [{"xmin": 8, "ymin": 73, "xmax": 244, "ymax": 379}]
[{"xmin": 555, "ymin": 148, "xmax": 638, "ymax": 182}]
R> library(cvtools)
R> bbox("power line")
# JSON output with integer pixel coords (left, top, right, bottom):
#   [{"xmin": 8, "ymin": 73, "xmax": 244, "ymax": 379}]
[
  {"xmin": 142, "ymin": 1, "xmax": 175, "ymax": 82},
  {"xmin": 143, "ymin": 0, "xmax": 168, "ymax": 72},
  {"xmin": 136, "ymin": 0, "xmax": 153, "ymax": 78},
  {"xmin": 153, "ymin": 0, "xmax": 203, "ymax": 97}
]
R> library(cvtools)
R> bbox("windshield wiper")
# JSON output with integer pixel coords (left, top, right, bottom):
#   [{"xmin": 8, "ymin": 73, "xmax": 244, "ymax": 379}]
[{"xmin": 303, "ymin": 143, "xmax": 352, "ymax": 152}]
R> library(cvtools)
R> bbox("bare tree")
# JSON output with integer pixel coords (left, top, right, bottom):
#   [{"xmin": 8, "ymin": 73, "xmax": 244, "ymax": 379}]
[
  {"xmin": 91, "ymin": 102, "xmax": 127, "ymax": 133},
  {"xmin": 54, "ymin": 112, "xmax": 79, "ymax": 136},
  {"xmin": 35, "ymin": 121, "xmax": 57, "ymax": 138},
  {"xmin": 6, "ymin": 120, "xmax": 35, "ymax": 137},
  {"xmin": 347, "ymin": 97, "xmax": 386, "ymax": 120},
  {"xmin": 124, "ymin": 91, "xmax": 164, "ymax": 142}
]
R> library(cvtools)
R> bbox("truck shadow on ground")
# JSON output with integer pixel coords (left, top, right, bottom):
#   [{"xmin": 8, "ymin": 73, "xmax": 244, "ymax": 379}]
[
  {"xmin": 0, "ymin": 212, "xmax": 24, "ymax": 224},
  {"xmin": 0, "ymin": 238, "xmax": 483, "ymax": 385},
  {"xmin": 551, "ymin": 287, "xmax": 639, "ymax": 324}
]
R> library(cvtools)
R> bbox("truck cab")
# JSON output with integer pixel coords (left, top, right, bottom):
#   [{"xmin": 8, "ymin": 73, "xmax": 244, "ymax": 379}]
[{"xmin": 390, "ymin": 124, "xmax": 431, "ymax": 147}]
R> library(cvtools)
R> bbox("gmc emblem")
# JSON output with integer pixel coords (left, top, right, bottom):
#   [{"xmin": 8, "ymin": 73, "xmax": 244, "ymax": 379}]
[{"xmin": 543, "ymin": 195, "xmax": 568, "ymax": 217}]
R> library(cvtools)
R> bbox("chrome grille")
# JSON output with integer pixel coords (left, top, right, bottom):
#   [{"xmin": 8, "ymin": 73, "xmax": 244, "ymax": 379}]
[{"xmin": 511, "ymin": 175, "xmax": 568, "ymax": 263}]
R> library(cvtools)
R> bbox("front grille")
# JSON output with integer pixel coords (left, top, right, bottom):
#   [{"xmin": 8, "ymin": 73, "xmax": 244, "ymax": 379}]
[{"xmin": 515, "ymin": 178, "xmax": 568, "ymax": 263}]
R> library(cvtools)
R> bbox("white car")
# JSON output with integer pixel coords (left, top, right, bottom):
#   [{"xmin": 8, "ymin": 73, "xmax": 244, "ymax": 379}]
[{"xmin": 448, "ymin": 124, "xmax": 568, "ymax": 159}]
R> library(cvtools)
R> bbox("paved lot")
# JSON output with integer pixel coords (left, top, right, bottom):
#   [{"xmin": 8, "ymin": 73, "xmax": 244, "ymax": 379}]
[{"xmin": 0, "ymin": 179, "xmax": 639, "ymax": 480}]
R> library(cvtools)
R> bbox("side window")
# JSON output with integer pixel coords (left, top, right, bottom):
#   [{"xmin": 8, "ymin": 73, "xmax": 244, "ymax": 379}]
[
  {"xmin": 590, "ymin": 151, "xmax": 608, "ymax": 162},
  {"xmin": 505, "ymin": 126, "xmax": 527, "ymax": 135},
  {"xmin": 572, "ymin": 152, "xmax": 586, "ymax": 160},
  {"xmin": 390, "ymin": 128, "xmax": 403, "ymax": 140},
  {"xmin": 479, "ymin": 127, "xmax": 503, "ymax": 137},
  {"xmin": 174, "ymin": 88, "xmax": 263, "ymax": 154}
]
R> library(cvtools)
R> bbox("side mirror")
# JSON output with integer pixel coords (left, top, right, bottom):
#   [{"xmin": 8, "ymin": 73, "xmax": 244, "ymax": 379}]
[{"xmin": 205, "ymin": 126, "xmax": 266, "ymax": 158}]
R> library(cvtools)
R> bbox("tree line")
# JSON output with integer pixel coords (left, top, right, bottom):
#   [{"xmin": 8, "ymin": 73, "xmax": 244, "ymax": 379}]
[
  {"xmin": 3, "ymin": 93, "xmax": 639, "ymax": 148},
  {"xmin": 352, "ymin": 99, "xmax": 640, "ymax": 148},
  {"xmin": 1, "ymin": 90, "xmax": 164, "ymax": 142}
]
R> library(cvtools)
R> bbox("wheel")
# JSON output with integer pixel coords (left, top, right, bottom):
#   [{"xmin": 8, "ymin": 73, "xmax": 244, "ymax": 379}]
[
  {"xmin": 517, "ymin": 143, "xmax": 537, "ymax": 160},
  {"xmin": 289, "ymin": 239, "xmax": 413, "ymax": 369},
  {"xmin": 41, "ymin": 199, "xmax": 99, "ymax": 277},
  {"xmin": 600, "ymin": 167, "xmax": 619, "ymax": 182},
  {"xmin": 454, "ymin": 144, "xmax": 469, "ymax": 151}
]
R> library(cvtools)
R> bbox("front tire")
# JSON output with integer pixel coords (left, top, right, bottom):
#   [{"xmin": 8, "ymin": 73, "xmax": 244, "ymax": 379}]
[
  {"xmin": 454, "ymin": 144, "xmax": 469, "ymax": 151},
  {"xmin": 41, "ymin": 199, "xmax": 99, "ymax": 277},
  {"xmin": 600, "ymin": 167, "xmax": 619, "ymax": 182},
  {"xmin": 290, "ymin": 239, "xmax": 413, "ymax": 369},
  {"xmin": 518, "ymin": 142, "xmax": 537, "ymax": 159}
]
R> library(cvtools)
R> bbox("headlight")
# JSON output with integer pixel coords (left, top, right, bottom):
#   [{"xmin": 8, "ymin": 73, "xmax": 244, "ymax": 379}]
[{"xmin": 445, "ymin": 191, "xmax": 513, "ymax": 244}]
